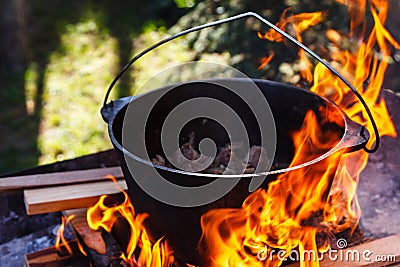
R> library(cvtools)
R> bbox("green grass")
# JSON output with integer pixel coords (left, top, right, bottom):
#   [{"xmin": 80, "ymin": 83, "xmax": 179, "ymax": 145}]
[
  {"xmin": 37, "ymin": 19, "xmax": 118, "ymax": 163},
  {"xmin": 36, "ymin": 14, "xmax": 196, "ymax": 165}
]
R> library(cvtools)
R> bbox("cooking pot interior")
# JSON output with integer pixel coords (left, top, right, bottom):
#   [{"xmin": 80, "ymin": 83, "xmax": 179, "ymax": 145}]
[{"xmin": 112, "ymin": 78, "xmax": 345, "ymax": 170}]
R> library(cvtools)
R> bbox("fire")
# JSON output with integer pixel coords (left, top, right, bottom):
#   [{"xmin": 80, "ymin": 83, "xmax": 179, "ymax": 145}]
[
  {"xmin": 199, "ymin": 109, "xmax": 344, "ymax": 267},
  {"xmin": 311, "ymin": 0, "xmax": 398, "ymax": 234},
  {"xmin": 199, "ymin": 1, "xmax": 398, "ymax": 266},
  {"xmin": 258, "ymin": 52, "xmax": 275, "ymax": 70},
  {"xmin": 86, "ymin": 175, "xmax": 174, "ymax": 267},
  {"xmin": 81, "ymin": 2, "xmax": 398, "ymax": 266},
  {"xmin": 55, "ymin": 214, "xmax": 75, "ymax": 255},
  {"xmin": 258, "ymin": 9, "xmax": 324, "ymax": 82},
  {"xmin": 55, "ymin": 214, "xmax": 87, "ymax": 256}
]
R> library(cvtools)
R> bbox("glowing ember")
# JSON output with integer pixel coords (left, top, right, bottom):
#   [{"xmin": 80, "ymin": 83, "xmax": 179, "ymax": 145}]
[{"xmin": 86, "ymin": 175, "xmax": 174, "ymax": 267}]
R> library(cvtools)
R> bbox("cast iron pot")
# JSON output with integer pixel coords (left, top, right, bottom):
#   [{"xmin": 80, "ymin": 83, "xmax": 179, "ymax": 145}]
[
  {"xmin": 100, "ymin": 12, "xmax": 377, "ymax": 264},
  {"xmin": 101, "ymin": 78, "xmax": 369, "ymax": 264}
]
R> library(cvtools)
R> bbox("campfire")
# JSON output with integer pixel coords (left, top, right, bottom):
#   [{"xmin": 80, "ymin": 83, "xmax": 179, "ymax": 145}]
[{"xmin": 10, "ymin": 0, "xmax": 400, "ymax": 266}]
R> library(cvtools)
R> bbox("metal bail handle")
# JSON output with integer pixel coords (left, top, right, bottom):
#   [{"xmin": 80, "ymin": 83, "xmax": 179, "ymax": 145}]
[{"xmin": 102, "ymin": 12, "xmax": 380, "ymax": 153}]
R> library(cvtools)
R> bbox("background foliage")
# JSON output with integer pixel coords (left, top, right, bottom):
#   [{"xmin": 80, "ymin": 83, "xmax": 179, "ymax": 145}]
[{"xmin": 0, "ymin": 0, "xmax": 398, "ymax": 174}]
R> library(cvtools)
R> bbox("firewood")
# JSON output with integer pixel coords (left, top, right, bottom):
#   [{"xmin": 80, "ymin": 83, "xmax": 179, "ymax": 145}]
[
  {"xmin": 24, "ymin": 240, "xmax": 89, "ymax": 267},
  {"xmin": 0, "ymin": 166, "xmax": 123, "ymax": 192},
  {"xmin": 24, "ymin": 180, "xmax": 127, "ymax": 215},
  {"xmin": 63, "ymin": 209, "xmax": 123, "ymax": 267},
  {"xmin": 286, "ymin": 234, "xmax": 400, "ymax": 267},
  {"xmin": 62, "ymin": 209, "xmax": 107, "ymax": 255}
]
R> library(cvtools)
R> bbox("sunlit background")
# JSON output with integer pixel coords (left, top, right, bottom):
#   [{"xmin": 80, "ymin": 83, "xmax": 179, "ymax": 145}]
[{"xmin": 0, "ymin": 0, "xmax": 398, "ymax": 174}]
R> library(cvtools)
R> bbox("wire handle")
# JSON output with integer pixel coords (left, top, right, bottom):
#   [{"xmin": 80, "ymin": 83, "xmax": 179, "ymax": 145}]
[{"xmin": 102, "ymin": 12, "xmax": 380, "ymax": 153}]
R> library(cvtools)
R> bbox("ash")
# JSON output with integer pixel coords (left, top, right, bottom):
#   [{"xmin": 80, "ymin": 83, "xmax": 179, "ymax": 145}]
[{"xmin": 0, "ymin": 224, "xmax": 62, "ymax": 266}]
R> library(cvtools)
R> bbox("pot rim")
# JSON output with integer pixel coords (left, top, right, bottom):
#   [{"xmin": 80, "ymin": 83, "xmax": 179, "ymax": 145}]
[{"xmin": 102, "ymin": 78, "xmax": 369, "ymax": 179}]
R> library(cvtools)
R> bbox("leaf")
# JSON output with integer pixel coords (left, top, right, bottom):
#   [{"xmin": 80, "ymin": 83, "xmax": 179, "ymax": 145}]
[{"xmin": 174, "ymin": 0, "xmax": 195, "ymax": 8}]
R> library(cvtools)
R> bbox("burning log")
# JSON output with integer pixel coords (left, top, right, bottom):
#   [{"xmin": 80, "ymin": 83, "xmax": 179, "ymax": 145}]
[
  {"xmin": 63, "ymin": 209, "xmax": 107, "ymax": 255},
  {"xmin": 85, "ymin": 178, "xmax": 175, "ymax": 267},
  {"xmin": 28, "ymin": 206, "xmax": 124, "ymax": 267},
  {"xmin": 24, "ymin": 240, "xmax": 89, "ymax": 267},
  {"xmin": 19, "ymin": 166, "xmax": 400, "ymax": 267},
  {"xmin": 63, "ymin": 209, "xmax": 123, "ymax": 267}
]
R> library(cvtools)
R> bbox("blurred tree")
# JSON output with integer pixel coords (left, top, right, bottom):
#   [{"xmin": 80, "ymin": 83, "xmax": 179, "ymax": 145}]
[
  {"xmin": 0, "ymin": 0, "xmax": 39, "ymax": 173},
  {"xmin": 0, "ymin": 0, "xmax": 28, "ymax": 71}
]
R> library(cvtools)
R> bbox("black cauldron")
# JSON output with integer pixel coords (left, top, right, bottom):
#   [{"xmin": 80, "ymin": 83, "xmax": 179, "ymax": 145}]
[
  {"xmin": 101, "ymin": 78, "xmax": 369, "ymax": 264},
  {"xmin": 101, "ymin": 12, "xmax": 377, "ymax": 265}
]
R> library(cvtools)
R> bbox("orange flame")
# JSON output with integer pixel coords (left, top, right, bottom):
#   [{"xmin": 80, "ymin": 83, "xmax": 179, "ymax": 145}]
[
  {"xmin": 55, "ymin": 214, "xmax": 76, "ymax": 255},
  {"xmin": 258, "ymin": 9, "xmax": 324, "ymax": 81},
  {"xmin": 77, "ymin": 238, "xmax": 88, "ymax": 257},
  {"xmin": 87, "ymin": 175, "xmax": 174, "ymax": 267},
  {"xmin": 198, "ymin": 1, "xmax": 398, "ymax": 266},
  {"xmin": 311, "ymin": 0, "xmax": 398, "ymax": 235},
  {"xmin": 83, "ymin": 2, "xmax": 398, "ymax": 266},
  {"xmin": 258, "ymin": 52, "xmax": 275, "ymax": 70},
  {"xmin": 55, "ymin": 214, "xmax": 88, "ymax": 257},
  {"xmin": 199, "ymin": 109, "xmax": 344, "ymax": 267},
  {"xmin": 336, "ymin": 0, "xmax": 366, "ymax": 35}
]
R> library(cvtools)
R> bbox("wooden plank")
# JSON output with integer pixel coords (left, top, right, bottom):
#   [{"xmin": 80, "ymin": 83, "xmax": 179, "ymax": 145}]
[
  {"xmin": 0, "ymin": 166, "xmax": 123, "ymax": 191},
  {"xmin": 24, "ymin": 180, "xmax": 127, "ymax": 215},
  {"xmin": 285, "ymin": 234, "xmax": 400, "ymax": 267}
]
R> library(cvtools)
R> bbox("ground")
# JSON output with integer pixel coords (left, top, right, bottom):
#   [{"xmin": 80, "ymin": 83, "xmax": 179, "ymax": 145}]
[{"xmin": 357, "ymin": 90, "xmax": 400, "ymax": 237}]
